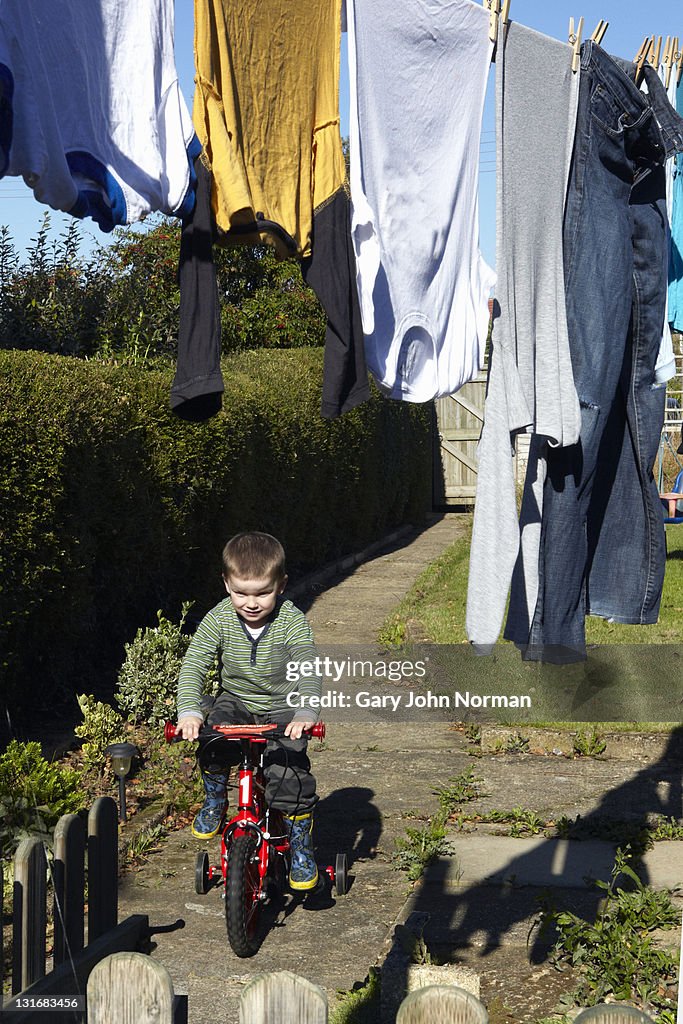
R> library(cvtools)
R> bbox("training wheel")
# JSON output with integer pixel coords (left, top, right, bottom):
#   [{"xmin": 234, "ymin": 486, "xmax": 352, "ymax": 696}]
[
  {"xmin": 334, "ymin": 852, "xmax": 348, "ymax": 896},
  {"xmin": 195, "ymin": 850, "xmax": 210, "ymax": 894}
]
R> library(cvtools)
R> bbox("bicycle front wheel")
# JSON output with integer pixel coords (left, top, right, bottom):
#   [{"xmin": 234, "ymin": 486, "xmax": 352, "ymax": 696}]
[{"xmin": 225, "ymin": 833, "xmax": 264, "ymax": 957}]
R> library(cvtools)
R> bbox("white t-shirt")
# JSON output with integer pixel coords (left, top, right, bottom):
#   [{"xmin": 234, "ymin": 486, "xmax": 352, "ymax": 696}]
[
  {"xmin": 0, "ymin": 0, "xmax": 199, "ymax": 230},
  {"xmin": 346, "ymin": 0, "xmax": 496, "ymax": 402},
  {"xmin": 243, "ymin": 623, "xmax": 266, "ymax": 641}
]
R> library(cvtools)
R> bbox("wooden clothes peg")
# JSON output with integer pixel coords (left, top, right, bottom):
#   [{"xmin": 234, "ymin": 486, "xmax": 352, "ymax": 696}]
[
  {"xmin": 649, "ymin": 35, "xmax": 663, "ymax": 69},
  {"xmin": 634, "ymin": 35, "xmax": 649, "ymax": 66},
  {"xmin": 568, "ymin": 16, "xmax": 584, "ymax": 74},
  {"xmin": 486, "ymin": 0, "xmax": 500, "ymax": 44},
  {"xmin": 663, "ymin": 36, "xmax": 674, "ymax": 89},
  {"xmin": 635, "ymin": 35, "xmax": 654, "ymax": 85},
  {"xmin": 591, "ymin": 20, "xmax": 608, "ymax": 46}
]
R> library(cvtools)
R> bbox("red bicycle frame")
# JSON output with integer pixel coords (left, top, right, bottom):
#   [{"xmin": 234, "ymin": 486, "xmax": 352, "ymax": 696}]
[{"xmin": 216, "ymin": 725, "xmax": 291, "ymax": 892}]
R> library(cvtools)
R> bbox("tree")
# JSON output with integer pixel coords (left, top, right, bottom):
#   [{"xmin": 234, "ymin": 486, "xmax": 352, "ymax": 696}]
[{"xmin": 0, "ymin": 213, "xmax": 326, "ymax": 359}]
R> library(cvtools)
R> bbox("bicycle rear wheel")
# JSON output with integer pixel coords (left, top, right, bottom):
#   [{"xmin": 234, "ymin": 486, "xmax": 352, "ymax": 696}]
[{"xmin": 225, "ymin": 833, "xmax": 264, "ymax": 957}]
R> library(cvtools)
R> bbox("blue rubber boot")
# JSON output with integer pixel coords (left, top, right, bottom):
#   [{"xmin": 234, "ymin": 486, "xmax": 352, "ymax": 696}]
[
  {"xmin": 192, "ymin": 770, "xmax": 227, "ymax": 839},
  {"xmin": 284, "ymin": 812, "xmax": 319, "ymax": 891}
]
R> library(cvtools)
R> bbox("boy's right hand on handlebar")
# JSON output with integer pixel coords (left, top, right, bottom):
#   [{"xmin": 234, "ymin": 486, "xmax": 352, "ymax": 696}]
[{"xmin": 177, "ymin": 714, "xmax": 203, "ymax": 741}]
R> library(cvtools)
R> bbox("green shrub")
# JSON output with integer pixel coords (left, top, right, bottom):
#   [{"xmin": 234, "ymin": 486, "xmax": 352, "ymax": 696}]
[
  {"xmin": 0, "ymin": 216, "xmax": 325, "ymax": 359},
  {"xmin": 0, "ymin": 218, "xmax": 113, "ymax": 357},
  {"xmin": 73, "ymin": 695, "xmax": 127, "ymax": 772},
  {"xmin": 0, "ymin": 740, "xmax": 85, "ymax": 856},
  {"xmin": 116, "ymin": 603, "xmax": 218, "ymax": 727},
  {"xmin": 0, "ymin": 346, "xmax": 431, "ymax": 715}
]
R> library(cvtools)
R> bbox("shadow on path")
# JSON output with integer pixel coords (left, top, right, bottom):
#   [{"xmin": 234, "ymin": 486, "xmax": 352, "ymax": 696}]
[{"xmin": 410, "ymin": 726, "xmax": 683, "ymax": 967}]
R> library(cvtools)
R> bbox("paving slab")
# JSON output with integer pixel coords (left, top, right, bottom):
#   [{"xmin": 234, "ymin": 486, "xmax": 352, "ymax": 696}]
[{"xmin": 423, "ymin": 834, "xmax": 683, "ymax": 891}]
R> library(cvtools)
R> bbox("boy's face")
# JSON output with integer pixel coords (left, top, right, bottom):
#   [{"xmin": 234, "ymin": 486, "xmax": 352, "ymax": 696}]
[{"xmin": 224, "ymin": 574, "xmax": 286, "ymax": 628}]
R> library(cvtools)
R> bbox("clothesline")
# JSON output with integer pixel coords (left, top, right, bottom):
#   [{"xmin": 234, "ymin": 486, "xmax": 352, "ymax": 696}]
[{"xmin": 484, "ymin": 0, "xmax": 683, "ymax": 84}]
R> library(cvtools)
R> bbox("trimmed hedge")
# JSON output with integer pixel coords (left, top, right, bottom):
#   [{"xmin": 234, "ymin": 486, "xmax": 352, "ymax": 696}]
[{"xmin": 0, "ymin": 348, "xmax": 431, "ymax": 715}]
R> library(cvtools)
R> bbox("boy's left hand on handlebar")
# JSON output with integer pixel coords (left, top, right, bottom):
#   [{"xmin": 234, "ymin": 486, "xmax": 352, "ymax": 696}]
[{"xmin": 285, "ymin": 719, "xmax": 316, "ymax": 740}]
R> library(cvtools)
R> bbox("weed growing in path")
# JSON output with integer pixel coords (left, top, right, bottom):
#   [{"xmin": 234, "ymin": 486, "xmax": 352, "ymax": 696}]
[
  {"xmin": 393, "ymin": 767, "xmax": 481, "ymax": 881},
  {"xmin": 540, "ymin": 848, "xmax": 678, "ymax": 1014},
  {"xmin": 571, "ymin": 728, "xmax": 607, "ymax": 758}
]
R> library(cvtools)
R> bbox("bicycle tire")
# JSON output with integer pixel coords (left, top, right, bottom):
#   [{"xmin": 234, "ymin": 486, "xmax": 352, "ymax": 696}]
[{"xmin": 226, "ymin": 833, "xmax": 264, "ymax": 957}]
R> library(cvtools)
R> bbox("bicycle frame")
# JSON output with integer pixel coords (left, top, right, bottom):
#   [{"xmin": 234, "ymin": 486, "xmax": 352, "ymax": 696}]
[{"xmin": 217, "ymin": 729, "xmax": 289, "ymax": 896}]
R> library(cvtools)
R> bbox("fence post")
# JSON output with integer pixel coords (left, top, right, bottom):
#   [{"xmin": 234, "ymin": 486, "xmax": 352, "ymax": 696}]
[
  {"xmin": 240, "ymin": 971, "xmax": 328, "ymax": 1024},
  {"xmin": 573, "ymin": 1006, "xmax": 655, "ymax": 1022},
  {"xmin": 396, "ymin": 985, "xmax": 489, "ymax": 1024},
  {"xmin": 87, "ymin": 796, "xmax": 118, "ymax": 942},
  {"xmin": 12, "ymin": 838, "xmax": 47, "ymax": 993},
  {"xmin": 87, "ymin": 951, "xmax": 175, "ymax": 1024},
  {"xmin": 53, "ymin": 812, "xmax": 86, "ymax": 966}
]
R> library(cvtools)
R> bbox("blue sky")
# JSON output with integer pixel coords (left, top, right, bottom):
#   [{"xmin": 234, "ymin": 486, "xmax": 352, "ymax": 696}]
[{"xmin": 0, "ymin": 0, "xmax": 679, "ymax": 267}]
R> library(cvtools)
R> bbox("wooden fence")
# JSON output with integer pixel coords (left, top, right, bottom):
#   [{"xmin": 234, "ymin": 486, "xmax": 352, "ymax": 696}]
[
  {"xmin": 1, "ymin": 796, "xmax": 153, "ymax": 1024},
  {"xmin": 8, "ymin": 958, "xmax": 657, "ymax": 1024}
]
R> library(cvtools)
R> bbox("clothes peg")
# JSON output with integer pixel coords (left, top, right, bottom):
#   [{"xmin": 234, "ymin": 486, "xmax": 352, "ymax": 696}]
[
  {"xmin": 568, "ymin": 16, "xmax": 584, "ymax": 74},
  {"xmin": 487, "ymin": 0, "xmax": 501, "ymax": 45},
  {"xmin": 649, "ymin": 35, "xmax": 663, "ymax": 69},
  {"xmin": 663, "ymin": 36, "xmax": 673, "ymax": 88},
  {"xmin": 634, "ymin": 36, "xmax": 649, "ymax": 65},
  {"xmin": 635, "ymin": 35, "xmax": 654, "ymax": 85},
  {"xmin": 591, "ymin": 20, "xmax": 608, "ymax": 46}
]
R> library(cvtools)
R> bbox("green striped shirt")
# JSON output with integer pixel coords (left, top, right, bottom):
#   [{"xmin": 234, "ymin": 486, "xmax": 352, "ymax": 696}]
[{"xmin": 177, "ymin": 597, "xmax": 322, "ymax": 719}]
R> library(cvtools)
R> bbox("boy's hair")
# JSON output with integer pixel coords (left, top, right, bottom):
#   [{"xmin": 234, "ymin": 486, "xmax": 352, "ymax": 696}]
[{"xmin": 222, "ymin": 532, "xmax": 286, "ymax": 582}]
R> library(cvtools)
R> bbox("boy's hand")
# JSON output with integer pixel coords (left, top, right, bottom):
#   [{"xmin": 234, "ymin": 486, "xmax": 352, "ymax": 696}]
[
  {"xmin": 177, "ymin": 714, "xmax": 203, "ymax": 741},
  {"xmin": 285, "ymin": 719, "xmax": 316, "ymax": 741}
]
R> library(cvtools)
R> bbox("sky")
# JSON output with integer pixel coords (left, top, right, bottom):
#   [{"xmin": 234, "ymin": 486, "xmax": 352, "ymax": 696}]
[{"xmin": 0, "ymin": 0, "xmax": 680, "ymax": 268}]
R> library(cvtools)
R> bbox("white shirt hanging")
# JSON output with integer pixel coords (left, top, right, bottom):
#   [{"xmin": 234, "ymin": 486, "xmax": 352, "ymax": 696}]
[
  {"xmin": 0, "ymin": 0, "xmax": 200, "ymax": 230},
  {"xmin": 346, "ymin": 0, "xmax": 496, "ymax": 402}
]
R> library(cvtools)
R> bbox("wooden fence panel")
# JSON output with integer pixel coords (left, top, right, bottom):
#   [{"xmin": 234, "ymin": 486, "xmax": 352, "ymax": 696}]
[
  {"xmin": 12, "ymin": 837, "xmax": 47, "ymax": 993},
  {"xmin": 87, "ymin": 952, "xmax": 175, "ymax": 1024},
  {"xmin": 239, "ymin": 970, "xmax": 328, "ymax": 1024},
  {"xmin": 433, "ymin": 374, "xmax": 487, "ymax": 507},
  {"xmin": 396, "ymin": 984, "xmax": 489, "ymax": 1024},
  {"xmin": 87, "ymin": 797, "xmax": 118, "ymax": 942},
  {"xmin": 53, "ymin": 813, "xmax": 85, "ymax": 966}
]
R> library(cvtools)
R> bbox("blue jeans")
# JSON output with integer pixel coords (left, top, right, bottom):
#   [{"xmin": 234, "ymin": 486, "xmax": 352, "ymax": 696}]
[{"xmin": 515, "ymin": 45, "xmax": 683, "ymax": 662}]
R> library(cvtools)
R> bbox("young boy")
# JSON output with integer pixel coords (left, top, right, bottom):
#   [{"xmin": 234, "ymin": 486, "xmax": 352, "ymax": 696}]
[{"xmin": 176, "ymin": 531, "xmax": 322, "ymax": 891}]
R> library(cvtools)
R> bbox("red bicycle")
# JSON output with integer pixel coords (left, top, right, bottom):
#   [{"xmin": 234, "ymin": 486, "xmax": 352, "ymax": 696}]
[{"xmin": 165, "ymin": 720, "xmax": 348, "ymax": 957}]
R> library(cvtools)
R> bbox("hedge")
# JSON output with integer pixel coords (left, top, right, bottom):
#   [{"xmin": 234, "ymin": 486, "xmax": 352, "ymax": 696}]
[{"xmin": 0, "ymin": 348, "xmax": 431, "ymax": 716}]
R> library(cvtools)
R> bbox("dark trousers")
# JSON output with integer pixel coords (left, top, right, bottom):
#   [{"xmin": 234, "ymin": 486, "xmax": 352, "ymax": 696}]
[{"xmin": 197, "ymin": 692, "xmax": 318, "ymax": 815}]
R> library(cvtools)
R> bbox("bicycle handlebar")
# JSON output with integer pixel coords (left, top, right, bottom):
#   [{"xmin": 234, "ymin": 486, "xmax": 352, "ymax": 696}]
[{"xmin": 164, "ymin": 720, "xmax": 326, "ymax": 744}]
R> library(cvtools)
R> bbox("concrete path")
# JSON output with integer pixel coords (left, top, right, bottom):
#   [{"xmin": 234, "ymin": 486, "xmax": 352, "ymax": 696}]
[{"xmin": 117, "ymin": 513, "xmax": 683, "ymax": 1023}]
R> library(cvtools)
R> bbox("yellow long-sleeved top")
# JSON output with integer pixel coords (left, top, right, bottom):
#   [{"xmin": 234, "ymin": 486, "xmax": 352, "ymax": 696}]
[{"xmin": 193, "ymin": 0, "xmax": 346, "ymax": 258}]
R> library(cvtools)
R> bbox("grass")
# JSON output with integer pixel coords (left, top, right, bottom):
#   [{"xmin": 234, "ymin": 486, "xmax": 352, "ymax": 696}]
[
  {"xmin": 330, "ymin": 969, "xmax": 380, "ymax": 1024},
  {"xmin": 378, "ymin": 520, "xmax": 473, "ymax": 646},
  {"xmin": 377, "ymin": 520, "xmax": 683, "ymax": 725},
  {"xmin": 378, "ymin": 519, "xmax": 683, "ymax": 647}
]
